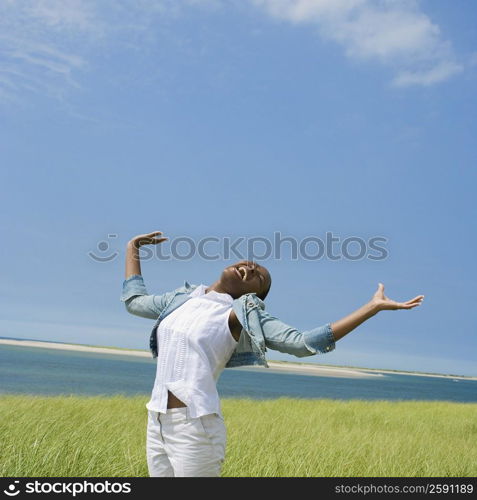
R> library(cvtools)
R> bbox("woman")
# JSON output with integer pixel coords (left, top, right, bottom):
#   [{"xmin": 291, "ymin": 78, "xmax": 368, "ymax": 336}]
[{"xmin": 121, "ymin": 231, "xmax": 424, "ymax": 477}]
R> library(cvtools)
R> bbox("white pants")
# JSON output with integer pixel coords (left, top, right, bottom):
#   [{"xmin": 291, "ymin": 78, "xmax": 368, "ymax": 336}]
[{"xmin": 146, "ymin": 407, "xmax": 227, "ymax": 477}]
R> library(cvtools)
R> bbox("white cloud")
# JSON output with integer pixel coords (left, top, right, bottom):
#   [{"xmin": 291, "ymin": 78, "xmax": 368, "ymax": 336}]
[
  {"xmin": 0, "ymin": 0, "xmax": 97, "ymax": 102},
  {"xmin": 0, "ymin": 0, "xmax": 222, "ymax": 104},
  {"xmin": 0, "ymin": 0, "xmax": 466, "ymax": 104},
  {"xmin": 24, "ymin": 0, "xmax": 98, "ymax": 31},
  {"xmin": 251, "ymin": 0, "xmax": 463, "ymax": 86},
  {"xmin": 393, "ymin": 60, "xmax": 463, "ymax": 87}
]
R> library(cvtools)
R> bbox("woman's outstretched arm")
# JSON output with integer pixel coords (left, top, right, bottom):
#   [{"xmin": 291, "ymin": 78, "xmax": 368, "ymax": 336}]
[
  {"xmin": 122, "ymin": 231, "xmax": 171, "ymax": 319},
  {"xmin": 330, "ymin": 283, "xmax": 424, "ymax": 341},
  {"xmin": 255, "ymin": 283, "xmax": 424, "ymax": 358}
]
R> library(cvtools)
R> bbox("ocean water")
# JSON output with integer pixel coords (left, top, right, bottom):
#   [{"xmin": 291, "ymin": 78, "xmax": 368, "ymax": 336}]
[{"xmin": 0, "ymin": 345, "xmax": 476, "ymax": 403}]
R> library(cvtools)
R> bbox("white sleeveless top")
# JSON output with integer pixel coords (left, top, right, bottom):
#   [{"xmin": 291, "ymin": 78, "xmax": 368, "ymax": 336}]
[{"xmin": 145, "ymin": 284, "xmax": 238, "ymax": 418}]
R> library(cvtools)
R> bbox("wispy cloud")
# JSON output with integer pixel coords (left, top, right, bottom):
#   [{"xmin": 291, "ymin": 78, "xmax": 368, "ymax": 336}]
[
  {"xmin": 0, "ymin": 0, "xmax": 467, "ymax": 105},
  {"xmin": 0, "ymin": 0, "xmax": 220, "ymax": 104},
  {"xmin": 24, "ymin": 0, "xmax": 98, "ymax": 30},
  {"xmin": 0, "ymin": 0, "xmax": 97, "ymax": 102},
  {"xmin": 251, "ymin": 0, "xmax": 464, "ymax": 86}
]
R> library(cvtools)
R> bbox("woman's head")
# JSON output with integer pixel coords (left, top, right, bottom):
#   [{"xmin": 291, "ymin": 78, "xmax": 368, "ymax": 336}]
[{"xmin": 218, "ymin": 260, "xmax": 272, "ymax": 300}]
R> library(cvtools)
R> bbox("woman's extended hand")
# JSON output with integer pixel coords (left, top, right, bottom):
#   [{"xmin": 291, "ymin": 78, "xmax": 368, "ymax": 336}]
[
  {"xmin": 129, "ymin": 231, "xmax": 168, "ymax": 248},
  {"xmin": 330, "ymin": 283, "xmax": 425, "ymax": 342},
  {"xmin": 371, "ymin": 283, "xmax": 424, "ymax": 311},
  {"xmin": 125, "ymin": 231, "xmax": 168, "ymax": 278}
]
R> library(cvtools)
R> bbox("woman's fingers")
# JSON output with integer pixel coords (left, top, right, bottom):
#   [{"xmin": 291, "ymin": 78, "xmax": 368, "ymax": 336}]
[
  {"xmin": 133, "ymin": 231, "xmax": 162, "ymax": 240},
  {"xmin": 373, "ymin": 283, "xmax": 385, "ymax": 299},
  {"xmin": 141, "ymin": 231, "xmax": 167, "ymax": 244},
  {"xmin": 151, "ymin": 237, "xmax": 168, "ymax": 244},
  {"xmin": 398, "ymin": 301, "xmax": 422, "ymax": 309},
  {"xmin": 133, "ymin": 230, "xmax": 167, "ymax": 247},
  {"xmin": 404, "ymin": 295, "xmax": 425, "ymax": 305}
]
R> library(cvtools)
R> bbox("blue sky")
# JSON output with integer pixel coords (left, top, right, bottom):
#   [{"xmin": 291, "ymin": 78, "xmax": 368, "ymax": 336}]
[{"xmin": 1, "ymin": 0, "xmax": 476, "ymax": 376}]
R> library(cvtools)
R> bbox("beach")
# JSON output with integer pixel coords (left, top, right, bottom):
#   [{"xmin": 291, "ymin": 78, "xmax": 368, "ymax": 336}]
[{"xmin": 1, "ymin": 338, "xmax": 475, "ymax": 380}]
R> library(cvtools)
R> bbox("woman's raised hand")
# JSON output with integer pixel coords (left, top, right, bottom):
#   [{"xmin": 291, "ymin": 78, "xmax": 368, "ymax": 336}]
[
  {"xmin": 129, "ymin": 231, "xmax": 168, "ymax": 248},
  {"xmin": 371, "ymin": 283, "xmax": 424, "ymax": 311}
]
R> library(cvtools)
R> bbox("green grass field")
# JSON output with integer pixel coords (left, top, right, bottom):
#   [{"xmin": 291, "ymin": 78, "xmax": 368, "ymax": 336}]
[{"xmin": 1, "ymin": 395, "xmax": 475, "ymax": 477}]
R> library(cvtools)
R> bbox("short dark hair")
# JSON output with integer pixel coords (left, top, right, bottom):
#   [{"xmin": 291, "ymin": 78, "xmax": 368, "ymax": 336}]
[{"xmin": 257, "ymin": 279, "xmax": 272, "ymax": 301}]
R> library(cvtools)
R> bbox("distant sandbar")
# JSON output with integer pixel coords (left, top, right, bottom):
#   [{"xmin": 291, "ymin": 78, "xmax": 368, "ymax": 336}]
[{"xmin": 1, "ymin": 338, "xmax": 475, "ymax": 380}]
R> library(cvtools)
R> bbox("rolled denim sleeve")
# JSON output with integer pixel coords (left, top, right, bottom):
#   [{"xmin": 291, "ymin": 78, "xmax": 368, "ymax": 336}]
[
  {"xmin": 302, "ymin": 322, "xmax": 336, "ymax": 355},
  {"xmin": 258, "ymin": 308, "xmax": 336, "ymax": 358},
  {"xmin": 120, "ymin": 274, "xmax": 169, "ymax": 320},
  {"xmin": 121, "ymin": 274, "xmax": 149, "ymax": 302}
]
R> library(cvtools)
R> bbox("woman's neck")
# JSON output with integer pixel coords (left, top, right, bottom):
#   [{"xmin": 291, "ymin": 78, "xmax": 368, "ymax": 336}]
[{"xmin": 206, "ymin": 281, "xmax": 229, "ymax": 295}]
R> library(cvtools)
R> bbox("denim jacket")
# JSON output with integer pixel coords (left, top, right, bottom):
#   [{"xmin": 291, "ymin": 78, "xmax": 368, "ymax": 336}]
[{"xmin": 120, "ymin": 274, "xmax": 336, "ymax": 368}]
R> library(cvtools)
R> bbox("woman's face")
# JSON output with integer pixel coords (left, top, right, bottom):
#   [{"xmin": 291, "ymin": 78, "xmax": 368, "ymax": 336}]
[{"xmin": 219, "ymin": 260, "xmax": 271, "ymax": 299}]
